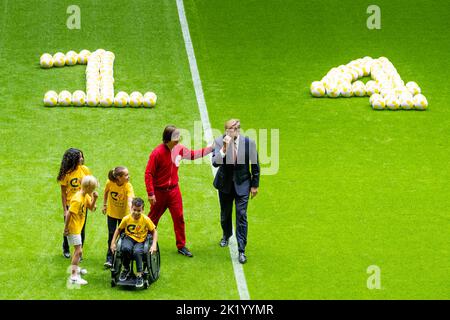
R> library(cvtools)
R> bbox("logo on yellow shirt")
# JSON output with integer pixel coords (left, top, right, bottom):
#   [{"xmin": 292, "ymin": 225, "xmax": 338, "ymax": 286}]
[{"xmin": 70, "ymin": 178, "xmax": 79, "ymax": 188}]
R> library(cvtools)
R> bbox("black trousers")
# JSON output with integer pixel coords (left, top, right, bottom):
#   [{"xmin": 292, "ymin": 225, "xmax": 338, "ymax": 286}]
[
  {"xmin": 121, "ymin": 236, "xmax": 145, "ymax": 273},
  {"xmin": 63, "ymin": 206, "xmax": 88, "ymax": 252},
  {"xmin": 106, "ymin": 216, "xmax": 122, "ymax": 262},
  {"xmin": 218, "ymin": 185, "xmax": 249, "ymax": 253}
]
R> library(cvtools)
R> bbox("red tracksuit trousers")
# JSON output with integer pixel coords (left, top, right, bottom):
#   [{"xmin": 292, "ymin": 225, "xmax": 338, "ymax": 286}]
[{"xmin": 148, "ymin": 185, "xmax": 185, "ymax": 249}]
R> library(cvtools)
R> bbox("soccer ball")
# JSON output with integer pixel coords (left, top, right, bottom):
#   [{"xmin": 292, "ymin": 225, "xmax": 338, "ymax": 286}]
[
  {"xmin": 399, "ymin": 93, "xmax": 414, "ymax": 110},
  {"xmin": 43, "ymin": 90, "xmax": 58, "ymax": 107},
  {"xmin": 380, "ymin": 87, "xmax": 394, "ymax": 98},
  {"xmin": 78, "ymin": 49, "xmax": 91, "ymax": 64},
  {"xmin": 371, "ymin": 97, "xmax": 385, "ymax": 110},
  {"xmin": 100, "ymin": 95, "xmax": 113, "ymax": 107},
  {"xmin": 114, "ymin": 93, "xmax": 128, "ymax": 107},
  {"xmin": 365, "ymin": 80, "xmax": 379, "ymax": 96},
  {"xmin": 326, "ymin": 85, "xmax": 340, "ymax": 98},
  {"xmin": 53, "ymin": 52, "xmax": 66, "ymax": 67},
  {"xmin": 40, "ymin": 53, "xmax": 53, "ymax": 68},
  {"xmin": 143, "ymin": 92, "xmax": 157, "ymax": 107},
  {"xmin": 339, "ymin": 82, "xmax": 353, "ymax": 97},
  {"xmin": 58, "ymin": 90, "xmax": 72, "ymax": 106},
  {"xmin": 385, "ymin": 94, "xmax": 399, "ymax": 110},
  {"xmin": 352, "ymin": 81, "xmax": 366, "ymax": 97},
  {"xmin": 406, "ymin": 81, "xmax": 421, "ymax": 95},
  {"xmin": 94, "ymin": 49, "xmax": 106, "ymax": 57},
  {"xmin": 86, "ymin": 94, "xmax": 99, "ymax": 107},
  {"xmin": 129, "ymin": 91, "xmax": 143, "ymax": 107},
  {"xmin": 310, "ymin": 81, "xmax": 325, "ymax": 97},
  {"xmin": 72, "ymin": 90, "xmax": 86, "ymax": 107},
  {"xmin": 413, "ymin": 94, "xmax": 428, "ymax": 110},
  {"xmin": 65, "ymin": 51, "xmax": 78, "ymax": 66}
]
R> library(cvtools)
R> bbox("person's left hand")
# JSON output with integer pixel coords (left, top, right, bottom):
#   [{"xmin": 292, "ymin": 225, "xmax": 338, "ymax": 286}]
[
  {"xmin": 150, "ymin": 244, "xmax": 157, "ymax": 255},
  {"xmin": 250, "ymin": 187, "xmax": 258, "ymax": 199}
]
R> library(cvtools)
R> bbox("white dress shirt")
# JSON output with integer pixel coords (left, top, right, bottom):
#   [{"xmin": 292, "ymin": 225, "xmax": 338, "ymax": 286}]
[{"xmin": 220, "ymin": 135, "xmax": 239, "ymax": 159}]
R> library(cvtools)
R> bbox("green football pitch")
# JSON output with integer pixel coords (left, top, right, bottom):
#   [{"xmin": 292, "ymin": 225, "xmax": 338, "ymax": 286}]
[{"xmin": 0, "ymin": 0, "xmax": 449, "ymax": 299}]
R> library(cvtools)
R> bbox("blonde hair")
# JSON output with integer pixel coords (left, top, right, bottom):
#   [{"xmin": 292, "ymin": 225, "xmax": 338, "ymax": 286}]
[
  {"xmin": 225, "ymin": 119, "xmax": 240, "ymax": 130},
  {"xmin": 81, "ymin": 175, "xmax": 98, "ymax": 191}
]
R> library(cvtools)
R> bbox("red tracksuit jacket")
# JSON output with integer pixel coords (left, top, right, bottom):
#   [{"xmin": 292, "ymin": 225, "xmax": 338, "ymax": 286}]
[{"xmin": 145, "ymin": 143, "xmax": 212, "ymax": 196}]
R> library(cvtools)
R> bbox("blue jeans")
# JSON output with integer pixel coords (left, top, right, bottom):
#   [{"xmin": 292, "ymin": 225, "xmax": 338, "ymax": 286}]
[{"xmin": 121, "ymin": 236, "xmax": 145, "ymax": 273}]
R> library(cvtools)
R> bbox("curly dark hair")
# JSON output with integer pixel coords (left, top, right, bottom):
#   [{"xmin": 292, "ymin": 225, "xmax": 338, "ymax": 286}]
[{"xmin": 57, "ymin": 148, "xmax": 84, "ymax": 181}]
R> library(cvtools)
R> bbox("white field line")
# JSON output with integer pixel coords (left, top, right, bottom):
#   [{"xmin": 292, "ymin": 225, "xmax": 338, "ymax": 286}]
[{"xmin": 176, "ymin": 0, "xmax": 250, "ymax": 300}]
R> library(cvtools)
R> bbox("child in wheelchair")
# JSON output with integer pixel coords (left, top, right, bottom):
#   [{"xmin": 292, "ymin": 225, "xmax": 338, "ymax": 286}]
[{"xmin": 110, "ymin": 197, "xmax": 158, "ymax": 288}]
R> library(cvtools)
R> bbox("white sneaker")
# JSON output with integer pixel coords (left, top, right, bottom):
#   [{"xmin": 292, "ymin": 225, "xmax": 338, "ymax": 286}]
[
  {"xmin": 70, "ymin": 276, "xmax": 88, "ymax": 285},
  {"xmin": 77, "ymin": 267, "xmax": 88, "ymax": 275}
]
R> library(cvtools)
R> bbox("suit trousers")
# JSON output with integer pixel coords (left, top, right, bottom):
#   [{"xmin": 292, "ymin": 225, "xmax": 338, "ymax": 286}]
[{"xmin": 218, "ymin": 184, "xmax": 249, "ymax": 253}]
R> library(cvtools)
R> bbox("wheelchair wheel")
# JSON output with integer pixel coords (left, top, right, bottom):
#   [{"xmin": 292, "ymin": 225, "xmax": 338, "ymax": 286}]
[
  {"xmin": 146, "ymin": 243, "xmax": 160, "ymax": 283},
  {"xmin": 111, "ymin": 234, "xmax": 124, "ymax": 283}
]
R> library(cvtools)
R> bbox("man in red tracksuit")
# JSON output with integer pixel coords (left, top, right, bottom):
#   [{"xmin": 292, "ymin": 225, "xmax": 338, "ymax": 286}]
[{"xmin": 145, "ymin": 125, "xmax": 213, "ymax": 257}]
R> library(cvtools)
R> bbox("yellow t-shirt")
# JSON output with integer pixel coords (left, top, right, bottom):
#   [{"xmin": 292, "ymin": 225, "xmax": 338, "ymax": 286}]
[
  {"xmin": 119, "ymin": 214, "xmax": 156, "ymax": 243},
  {"xmin": 104, "ymin": 180, "xmax": 135, "ymax": 219},
  {"xmin": 68, "ymin": 192, "xmax": 92, "ymax": 235},
  {"xmin": 59, "ymin": 165, "xmax": 91, "ymax": 205}
]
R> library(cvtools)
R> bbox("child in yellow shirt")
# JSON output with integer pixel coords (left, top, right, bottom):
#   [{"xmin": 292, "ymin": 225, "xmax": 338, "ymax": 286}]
[
  {"xmin": 111, "ymin": 197, "xmax": 157, "ymax": 288},
  {"xmin": 102, "ymin": 166, "xmax": 135, "ymax": 268},
  {"xmin": 64, "ymin": 175, "xmax": 99, "ymax": 285},
  {"xmin": 57, "ymin": 148, "xmax": 91, "ymax": 259}
]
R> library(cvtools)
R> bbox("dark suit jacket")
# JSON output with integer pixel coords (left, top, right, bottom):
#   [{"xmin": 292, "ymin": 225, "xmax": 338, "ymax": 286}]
[{"xmin": 212, "ymin": 135, "xmax": 260, "ymax": 196}]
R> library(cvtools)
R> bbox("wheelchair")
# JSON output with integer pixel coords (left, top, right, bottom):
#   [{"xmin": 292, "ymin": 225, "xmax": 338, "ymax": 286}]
[{"xmin": 110, "ymin": 233, "xmax": 160, "ymax": 289}]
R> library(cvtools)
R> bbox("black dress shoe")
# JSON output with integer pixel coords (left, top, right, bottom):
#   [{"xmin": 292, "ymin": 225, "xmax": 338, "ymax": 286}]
[
  {"xmin": 238, "ymin": 252, "xmax": 247, "ymax": 264},
  {"xmin": 178, "ymin": 247, "xmax": 193, "ymax": 257},
  {"xmin": 219, "ymin": 237, "xmax": 229, "ymax": 247}
]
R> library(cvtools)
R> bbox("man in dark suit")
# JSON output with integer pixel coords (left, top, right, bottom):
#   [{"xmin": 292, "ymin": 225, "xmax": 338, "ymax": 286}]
[{"xmin": 212, "ymin": 119, "xmax": 260, "ymax": 264}]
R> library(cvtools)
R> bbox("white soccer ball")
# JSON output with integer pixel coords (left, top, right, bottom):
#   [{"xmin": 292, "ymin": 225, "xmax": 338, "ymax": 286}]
[
  {"xmin": 371, "ymin": 97, "xmax": 386, "ymax": 110},
  {"xmin": 129, "ymin": 91, "xmax": 143, "ymax": 107},
  {"xmin": 94, "ymin": 49, "xmax": 106, "ymax": 57},
  {"xmin": 100, "ymin": 95, "xmax": 113, "ymax": 107},
  {"xmin": 58, "ymin": 90, "xmax": 72, "ymax": 106},
  {"xmin": 399, "ymin": 93, "xmax": 414, "ymax": 110},
  {"xmin": 310, "ymin": 81, "xmax": 325, "ymax": 97},
  {"xmin": 352, "ymin": 81, "xmax": 366, "ymax": 97},
  {"xmin": 53, "ymin": 52, "xmax": 66, "ymax": 67},
  {"xmin": 413, "ymin": 94, "xmax": 428, "ymax": 110},
  {"xmin": 143, "ymin": 92, "xmax": 157, "ymax": 107},
  {"xmin": 114, "ymin": 93, "xmax": 128, "ymax": 107},
  {"xmin": 72, "ymin": 90, "xmax": 86, "ymax": 107},
  {"xmin": 385, "ymin": 94, "xmax": 400, "ymax": 110},
  {"xmin": 326, "ymin": 86, "xmax": 340, "ymax": 98},
  {"xmin": 43, "ymin": 90, "xmax": 58, "ymax": 107},
  {"xmin": 339, "ymin": 82, "xmax": 353, "ymax": 97},
  {"xmin": 86, "ymin": 94, "xmax": 99, "ymax": 107},
  {"xmin": 78, "ymin": 49, "xmax": 91, "ymax": 64},
  {"xmin": 40, "ymin": 53, "xmax": 54, "ymax": 68},
  {"xmin": 406, "ymin": 81, "xmax": 421, "ymax": 95},
  {"xmin": 65, "ymin": 51, "xmax": 78, "ymax": 66},
  {"xmin": 380, "ymin": 87, "xmax": 394, "ymax": 98},
  {"xmin": 365, "ymin": 80, "xmax": 379, "ymax": 96}
]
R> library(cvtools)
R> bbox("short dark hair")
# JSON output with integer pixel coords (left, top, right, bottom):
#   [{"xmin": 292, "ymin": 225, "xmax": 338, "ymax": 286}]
[
  {"xmin": 132, "ymin": 197, "xmax": 145, "ymax": 208},
  {"xmin": 162, "ymin": 125, "xmax": 177, "ymax": 143}
]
